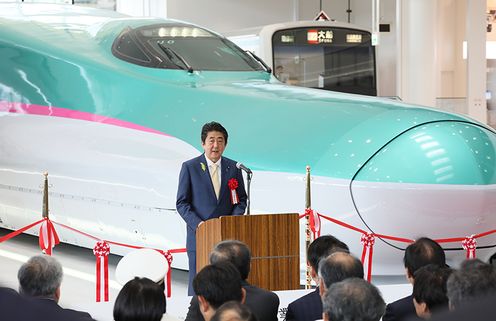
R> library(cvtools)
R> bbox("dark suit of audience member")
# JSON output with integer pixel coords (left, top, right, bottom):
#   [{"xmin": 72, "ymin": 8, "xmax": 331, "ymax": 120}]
[
  {"xmin": 1, "ymin": 286, "xmax": 93, "ymax": 321},
  {"xmin": 383, "ymin": 237, "xmax": 446, "ymax": 321},
  {"xmin": 186, "ymin": 240, "xmax": 279, "ymax": 321},
  {"xmin": 17, "ymin": 255, "xmax": 95, "ymax": 321},
  {"xmin": 285, "ymin": 235, "xmax": 349, "ymax": 321},
  {"xmin": 176, "ymin": 122, "xmax": 247, "ymax": 294}
]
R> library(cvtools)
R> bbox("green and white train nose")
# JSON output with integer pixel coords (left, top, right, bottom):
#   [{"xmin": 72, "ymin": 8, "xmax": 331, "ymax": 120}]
[{"xmin": 351, "ymin": 121, "xmax": 496, "ymax": 249}]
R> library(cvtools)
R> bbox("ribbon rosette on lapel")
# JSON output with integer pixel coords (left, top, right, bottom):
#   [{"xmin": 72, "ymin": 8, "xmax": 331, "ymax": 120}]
[{"xmin": 228, "ymin": 178, "xmax": 239, "ymax": 205}]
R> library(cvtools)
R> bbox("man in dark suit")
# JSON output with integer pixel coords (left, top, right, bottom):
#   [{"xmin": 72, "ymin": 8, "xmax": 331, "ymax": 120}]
[
  {"xmin": 177, "ymin": 121, "xmax": 247, "ymax": 295},
  {"xmin": 383, "ymin": 237, "xmax": 446, "ymax": 321},
  {"xmin": 17, "ymin": 255, "xmax": 95, "ymax": 321},
  {"xmin": 285, "ymin": 235, "xmax": 349, "ymax": 321},
  {"xmin": 186, "ymin": 240, "xmax": 279, "ymax": 321}
]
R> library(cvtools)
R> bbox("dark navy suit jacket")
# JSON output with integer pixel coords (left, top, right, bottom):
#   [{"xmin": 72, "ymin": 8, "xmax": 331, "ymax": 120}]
[
  {"xmin": 176, "ymin": 154, "xmax": 247, "ymax": 251},
  {"xmin": 383, "ymin": 294, "xmax": 416, "ymax": 321},
  {"xmin": 285, "ymin": 288, "xmax": 322, "ymax": 321}
]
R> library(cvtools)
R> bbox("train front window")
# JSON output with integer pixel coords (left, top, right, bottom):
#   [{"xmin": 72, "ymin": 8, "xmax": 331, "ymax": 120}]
[
  {"xmin": 112, "ymin": 24, "xmax": 263, "ymax": 72},
  {"xmin": 272, "ymin": 27, "xmax": 376, "ymax": 96}
]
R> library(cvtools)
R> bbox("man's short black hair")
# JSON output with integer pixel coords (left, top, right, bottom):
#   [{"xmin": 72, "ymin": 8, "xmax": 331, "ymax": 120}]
[
  {"xmin": 318, "ymin": 252, "xmax": 364, "ymax": 289},
  {"xmin": 447, "ymin": 259, "xmax": 496, "ymax": 309},
  {"xmin": 209, "ymin": 240, "xmax": 251, "ymax": 280},
  {"xmin": 413, "ymin": 264, "xmax": 452, "ymax": 312},
  {"xmin": 307, "ymin": 235, "xmax": 349, "ymax": 271},
  {"xmin": 193, "ymin": 262, "xmax": 243, "ymax": 309},
  {"xmin": 323, "ymin": 278, "xmax": 385, "ymax": 321},
  {"xmin": 403, "ymin": 237, "xmax": 446, "ymax": 278},
  {"xmin": 201, "ymin": 122, "xmax": 228, "ymax": 144}
]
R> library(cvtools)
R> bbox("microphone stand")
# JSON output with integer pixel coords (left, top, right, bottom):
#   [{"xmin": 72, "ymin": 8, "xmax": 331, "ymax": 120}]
[{"xmin": 246, "ymin": 171, "xmax": 252, "ymax": 215}]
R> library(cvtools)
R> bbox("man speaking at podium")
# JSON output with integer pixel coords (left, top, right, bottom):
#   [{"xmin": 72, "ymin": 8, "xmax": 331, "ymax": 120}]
[{"xmin": 177, "ymin": 121, "xmax": 247, "ymax": 295}]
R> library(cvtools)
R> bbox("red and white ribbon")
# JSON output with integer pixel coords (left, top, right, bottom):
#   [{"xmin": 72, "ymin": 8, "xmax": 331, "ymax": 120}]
[
  {"xmin": 360, "ymin": 232, "xmax": 375, "ymax": 282},
  {"xmin": 93, "ymin": 240, "xmax": 110, "ymax": 302},
  {"xmin": 306, "ymin": 208, "xmax": 321, "ymax": 239},
  {"xmin": 228, "ymin": 178, "xmax": 239, "ymax": 205},
  {"xmin": 38, "ymin": 218, "xmax": 60, "ymax": 256},
  {"xmin": 158, "ymin": 250, "xmax": 173, "ymax": 297},
  {"xmin": 462, "ymin": 235, "xmax": 477, "ymax": 259}
]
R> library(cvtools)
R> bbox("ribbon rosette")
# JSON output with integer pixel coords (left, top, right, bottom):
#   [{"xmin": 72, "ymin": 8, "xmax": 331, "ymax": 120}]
[
  {"xmin": 462, "ymin": 235, "xmax": 477, "ymax": 259},
  {"xmin": 228, "ymin": 178, "xmax": 239, "ymax": 205},
  {"xmin": 93, "ymin": 240, "xmax": 110, "ymax": 302},
  {"xmin": 360, "ymin": 232, "xmax": 375, "ymax": 282},
  {"xmin": 38, "ymin": 218, "xmax": 60, "ymax": 256},
  {"xmin": 158, "ymin": 250, "xmax": 174, "ymax": 297}
]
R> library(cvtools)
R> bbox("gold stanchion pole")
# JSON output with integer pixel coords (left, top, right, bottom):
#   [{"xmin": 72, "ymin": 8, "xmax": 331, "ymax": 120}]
[
  {"xmin": 42, "ymin": 172, "xmax": 49, "ymax": 219},
  {"xmin": 305, "ymin": 165, "xmax": 312, "ymax": 289}
]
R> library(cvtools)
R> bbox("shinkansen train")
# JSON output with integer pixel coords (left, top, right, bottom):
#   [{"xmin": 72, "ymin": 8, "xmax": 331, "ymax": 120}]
[
  {"xmin": 1, "ymin": 3, "xmax": 496, "ymax": 274},
  {"xmin": 226, "ymin": 21, "xmax": 376, "ymax": 96}
]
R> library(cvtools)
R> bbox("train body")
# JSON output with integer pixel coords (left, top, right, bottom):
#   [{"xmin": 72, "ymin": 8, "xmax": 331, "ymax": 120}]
[{"xmin": 1, "ymin": 3, "xmax": 496, "ymax": 274}]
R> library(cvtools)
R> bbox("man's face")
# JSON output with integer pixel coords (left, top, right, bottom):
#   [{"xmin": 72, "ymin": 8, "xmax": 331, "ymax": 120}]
[{"xmin": 202, "ymin": 130, "xmax": 226, "ymax": 162}]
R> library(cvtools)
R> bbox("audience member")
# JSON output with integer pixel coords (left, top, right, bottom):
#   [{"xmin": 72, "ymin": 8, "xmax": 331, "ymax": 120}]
[
  {"xmin": 318, "ymin": 251, "xmax": 364, "ymax": 295},
  {"xmin": 412, "ymin": 265, "xmax": 452, "ymax": 319},
  {"xmin": 383, "ymin": 237, "xmax": 446, "ymax": 321},
  {"xmin": 446, "ymin": 258, "xmax": 496, "ymax": 310},
  {"xmin": 322, "ymin": 278, "xmax": 385, "ymax": 321},
  {"xmin": 211, "ymin": 301, "xmax": 258, "ymax": 321},
  {"xmin": 186, "ymin": 240, "xmax": 279, "ymax": 321},
  {"xmin": 114, "ymin": 277, "xmax": 175, "ymax": 321},
  {"xmin": 17, "ymin": 255, "xmax": 95, "ymax": 321},
  {"xmin": 285, "ymin": 235, "xmax": 349, "ymax": 321},
  {"xmin": 193, "ymin": 261, "xmax": 245, "ymax": 321}
]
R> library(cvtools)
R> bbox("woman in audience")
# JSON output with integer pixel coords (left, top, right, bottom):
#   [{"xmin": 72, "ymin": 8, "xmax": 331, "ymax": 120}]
[{"xmin": 114, "ymin": 277, "xmax": 166, "ymax": 321}]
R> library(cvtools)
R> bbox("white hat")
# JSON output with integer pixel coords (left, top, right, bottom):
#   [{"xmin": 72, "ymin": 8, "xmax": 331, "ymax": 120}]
[{"xmin": 115, "ymin": 248, "xmax": 169, "ymax": 286}]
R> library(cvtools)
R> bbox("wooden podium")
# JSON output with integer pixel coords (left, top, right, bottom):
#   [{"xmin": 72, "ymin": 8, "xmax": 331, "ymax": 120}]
[{"xmin": 196, "ymin": 213, "xmax": 299, "ymax": 291}]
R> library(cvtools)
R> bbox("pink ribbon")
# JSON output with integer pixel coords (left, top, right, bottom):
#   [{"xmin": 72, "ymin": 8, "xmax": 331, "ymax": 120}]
[
  {"xmin": 93, "ymin": 240, "xmax": 110, "ymax": 302},
  {"xmin": 462, "ymin": 235, "xmax": 477, "ymax": 259},
  {"xmin": 305, "ymin": 208, "xmax": 321, "ymax": 239},
  {"xmin": 360, "ymin": 232, "xmax": 375, "ymax": 282}
]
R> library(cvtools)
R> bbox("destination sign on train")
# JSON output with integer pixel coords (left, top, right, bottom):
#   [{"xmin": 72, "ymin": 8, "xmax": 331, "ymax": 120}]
[{"xmin": 307, "ymin": 29, "xmax": 334, "ymax": 44}]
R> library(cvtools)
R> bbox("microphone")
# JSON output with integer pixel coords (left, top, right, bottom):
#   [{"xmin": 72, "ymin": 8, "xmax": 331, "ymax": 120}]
[{"xmin": 236, "ymin": 162, "xmax": 252, "ymax": 174}]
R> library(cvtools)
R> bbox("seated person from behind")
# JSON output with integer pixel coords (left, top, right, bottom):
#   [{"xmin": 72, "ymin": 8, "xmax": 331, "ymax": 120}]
[
  {"xmin": 412, "ymin": 264, "xmax": 452, "ymax": 319},
  {"xmin": 383, "ymin": 237, "xmax": 446, "ymax": 321},
  {"xmin": 114, "ymin": 248, "xmax": 178, "ymax": 321},
  {"xmin": 17, "ymin": 255, "xmax": 95, "ymax": 321},
  {"xmin": 322, "ymin": 278, "xmax": 385, "ymax": 321},
  {"xmin": 317, "ymin": 251, "xmax": 364, "ymax": 296},
  {"xmin": 114, "ymin": 277, "xmax": 172, "ymax": 321},
  {"xmin": 194, "ymin": 261, "xmax": 245, "ymax": 321},
  {"xmin": 285, "ymin": 235, "xmax": 349, "ymax": 321},
  {"xmin": 211, "ymin": 301, "xmax": 258, "ymax": 321},
  {"xmin": 186, "ymin": 240, "xmax": 279, "ymax": 321}
]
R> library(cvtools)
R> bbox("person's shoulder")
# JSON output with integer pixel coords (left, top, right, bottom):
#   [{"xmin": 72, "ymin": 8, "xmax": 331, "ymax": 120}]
[
  {"xmin": 388, "ymin": 294, "xmax": 414, "ymax": 308},
  {"xmin": 222, "ymin": 156, "xmax": 237, "ymax": 166},
  {"xmin": 245, "ymin": 284, "xmax": 279, "ymax": 302},
  {"xmin": 184, "ymin": 155, "xmax": 204, "ymax": 166}
]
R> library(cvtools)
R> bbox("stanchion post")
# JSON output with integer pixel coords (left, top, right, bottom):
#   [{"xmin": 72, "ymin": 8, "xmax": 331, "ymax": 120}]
[
  {"xmin": 305, "ymin": 165, "xmax": 312, "ymax": 289},
  {"xmin": 42, "ymin": 171, "xmax": 49, "ymax": 219}
]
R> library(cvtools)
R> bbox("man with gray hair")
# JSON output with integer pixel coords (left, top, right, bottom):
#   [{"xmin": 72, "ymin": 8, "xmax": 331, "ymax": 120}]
[
  {"xmin": 446, "ymin": 258, "xmax": 496, "ymax": 310},
  {"xmin": 18, "ymin": 255, "xmax": 95, "ymax": 320},
  {"xmin": 322, "ymin": 278, "xmax": 385, "ymax": 321}
]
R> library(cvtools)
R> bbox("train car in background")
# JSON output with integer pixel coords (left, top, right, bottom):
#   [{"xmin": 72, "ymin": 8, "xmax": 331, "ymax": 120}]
[
  {"xmin": 226, "ymin": 20, "xmax": 376, "ymax": 96},
  {"xmin": 1, "ymin": 4, "xmax": 496, "ymax": 277}
]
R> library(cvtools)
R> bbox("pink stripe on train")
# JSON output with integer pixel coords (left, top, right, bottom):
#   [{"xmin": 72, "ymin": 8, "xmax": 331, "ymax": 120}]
[{"xmin": 0, "ymin": 101, "xmax": 170, "ymax": 137}]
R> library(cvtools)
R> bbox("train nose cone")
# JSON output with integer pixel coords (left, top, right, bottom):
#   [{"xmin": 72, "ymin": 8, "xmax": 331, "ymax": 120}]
[{"xmin": 351, "ymin": 121, "xmax": 496, "ymax": 244}]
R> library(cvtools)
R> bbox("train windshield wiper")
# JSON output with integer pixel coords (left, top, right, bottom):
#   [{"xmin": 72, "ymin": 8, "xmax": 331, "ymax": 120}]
[
  {"xmin": 157, "ymin": 43, "xmax": 194, "ymax": 73},
  {"xmin": 245, "ymin": 50, "xmax": 272, "ymax": 74}
]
